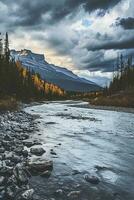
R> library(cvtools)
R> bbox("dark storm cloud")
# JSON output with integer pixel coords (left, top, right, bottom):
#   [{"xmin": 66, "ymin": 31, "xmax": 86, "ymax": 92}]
[
  {"xmin": 0, "ymin": 0, "xmax": 133, "ymax": 74},
  {"xmin": 77, "ymin": 50, "xmax": 116, "ymax": 72},
  {"xmin": 115, "ymin": 17, "xmax": 134, "ymax": 30},
  {"xmin": 0, "ymin": 0, "xmax": 122, "ymax": 28},
  {"xmin": 86, "ymin": 36, "xmax": 134, "ymax": 51},
  {"xmin": 66, "ymin": 0, "xmax": 122, "ymax": 13}
]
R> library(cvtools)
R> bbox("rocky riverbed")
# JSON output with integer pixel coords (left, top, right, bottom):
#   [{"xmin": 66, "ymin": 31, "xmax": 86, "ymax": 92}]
[
  {"xmin": 0, "ymin": 110, "xmax": 53, "ymax": 200},
  {"xmin": 1, "ymin": 101, "xmax": 134, "ymax": 200}
]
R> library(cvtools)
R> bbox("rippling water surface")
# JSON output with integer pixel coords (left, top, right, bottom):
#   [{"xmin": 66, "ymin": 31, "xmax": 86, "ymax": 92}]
[{"xmin": 25, "ymin": 101, "xmax": 134, "ymax": 200}]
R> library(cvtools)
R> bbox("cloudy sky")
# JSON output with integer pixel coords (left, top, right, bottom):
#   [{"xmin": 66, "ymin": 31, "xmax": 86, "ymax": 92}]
[{"xmin": 0, "ymin": 0, "xmax": 134, "ymax": 86}]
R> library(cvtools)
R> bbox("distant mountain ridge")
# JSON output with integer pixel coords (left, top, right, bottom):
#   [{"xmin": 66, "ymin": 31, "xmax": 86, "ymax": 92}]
[{"xmin": 11, "ymin": 49, "xmax": 101, "ymax": 92}]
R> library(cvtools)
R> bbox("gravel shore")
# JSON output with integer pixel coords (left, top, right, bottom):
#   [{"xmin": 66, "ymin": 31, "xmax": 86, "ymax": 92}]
[{"xmin": 0, "ymin": 110, "xmax": 53, "ymax": 200}]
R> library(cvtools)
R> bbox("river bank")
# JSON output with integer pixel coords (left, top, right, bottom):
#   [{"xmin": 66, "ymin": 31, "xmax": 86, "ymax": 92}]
[
  {"xmin": 72, "ymin": 102, "xmax": 134, "ymax": 114},
  {"xmin": 0, "ymin": 110, "xmax": 53, "ymax": 200}
]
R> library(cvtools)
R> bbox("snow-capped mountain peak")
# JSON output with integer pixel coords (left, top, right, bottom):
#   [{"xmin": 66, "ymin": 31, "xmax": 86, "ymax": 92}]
[{"xmin": 11, "ymin": 49, "xmax": 101, "ymax": 92}]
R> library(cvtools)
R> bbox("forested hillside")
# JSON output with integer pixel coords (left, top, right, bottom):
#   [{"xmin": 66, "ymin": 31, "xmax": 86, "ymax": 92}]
[
  {"xmin": 0, "ymin": 33, "xmax": 65, "ymax": 103},
  {"xmin": 91, "ymin": 54, "xmax": 134, "ymax": 107},
  {"xmin": 105, "ymin": 54, "xmax": 134, "ymax": 94}
]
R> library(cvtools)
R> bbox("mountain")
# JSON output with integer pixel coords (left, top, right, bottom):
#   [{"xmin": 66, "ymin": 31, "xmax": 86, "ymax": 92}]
[{"xmin": 11, "ymin": 49, "xmax": 101, "ymax": 92}]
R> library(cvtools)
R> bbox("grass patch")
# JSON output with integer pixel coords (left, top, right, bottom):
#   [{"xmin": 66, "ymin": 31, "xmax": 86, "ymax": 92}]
[
  {"xmin": 0, "ymin": 96, "xmax": 19, "ymax": 112},
  {"xmin": 90, "ymin": 89, "xmax": 134, "ymax": 108}
]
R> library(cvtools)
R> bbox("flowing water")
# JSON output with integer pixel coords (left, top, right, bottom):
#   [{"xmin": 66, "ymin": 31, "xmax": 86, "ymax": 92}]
[{"xmin": 25, "ymin": 101, "xmax": 134, "ymax": 200}]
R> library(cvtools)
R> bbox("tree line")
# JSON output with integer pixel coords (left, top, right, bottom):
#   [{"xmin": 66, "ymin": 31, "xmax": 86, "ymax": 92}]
[
  {"xmin": 0, "ymin": 33, "xmax": 65, "ymax": 101},
  {"xmin": 104, "ymin": 54, "xmax": 134, "ymax": 95}
]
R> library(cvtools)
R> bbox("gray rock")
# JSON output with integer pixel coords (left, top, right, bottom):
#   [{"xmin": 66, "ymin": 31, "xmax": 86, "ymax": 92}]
[
  {"xmin": 6, "ymin": 185, "xmax": 18, "ymax": 199},
  {"xmin": 27, "ymin": 160, "xmax": 53, "ymax": 175},
  {"xmin": 13, "ymin": 164, "xmax": 29, "ymax": 184},
  {"xmin": 14, "ymin": 146, "xmax": 24, "ymax": 155},
  {"xmin": 0, "ymin": 176, "xmax": 4, "ymax": 186},
  {"xmin": 50, "ymin": 149, "xmax": 57, "ymax": 155},
  {"xmin": 22, "ymin": 150, "xmax": 28, "ymax": 157},
  {"xmin": 4, "ymin": 134, "xmax": 12, "ymax": 141},
  {"xmin": 84, "ymin": 174, "xmax": 100, "ymax": 184},
  {"xmin": 0, "ymin": 148, "xmax": 5, "ymax": 153},
  {"xmin": 40, "ymin": 170, "xmax": 51, "ymax": 178},
  {"xmin": 0, "ymin": 189, "xmax": 5, "ymax": 200},
  {"xmin": 23, "ymin": 141, "xmax": 35, "ymax": 148},
  {"xmin": 19, "ymin": 189, "xmax": 34, "ymax": 200},
  {"xmin": 30, "ymin": 147, "xmax": 46, "ymax": 156},
  {"xmin": 13, "ymin": 127, "xmax": 22, "ymax": 133},
  {"xmin": 0, "ymin": 166, "xmax": 13, "ymax": 176},
  {"xmin": 55, "ymin": 189, "xmax": 63, "ymax": 196},
  {"xmin": 67, "ymin": 191, "xmax": 81, "ymax": 199},
  {"xmin": 11, "ymin": 155, "xmax": 21, "ymax": 164}
]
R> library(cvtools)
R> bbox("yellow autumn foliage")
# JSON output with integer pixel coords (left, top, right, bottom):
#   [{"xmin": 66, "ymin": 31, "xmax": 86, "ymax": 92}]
[{"xmin": 16, "ymin": 61, "xmax": 65, "ymax": 97}]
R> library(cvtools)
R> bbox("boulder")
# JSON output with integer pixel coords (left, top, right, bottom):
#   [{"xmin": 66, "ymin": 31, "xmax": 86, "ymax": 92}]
[
  {"xmin": 27, "ymin": 160, "xmax": 53, "ymax": 175},
  {"xmin": 84, "ymin": 174, "xmax": 100, "ymax": 184},
  {"xmin": 30, "ymin": 147, "xmax": 45, "ymax": 156}
]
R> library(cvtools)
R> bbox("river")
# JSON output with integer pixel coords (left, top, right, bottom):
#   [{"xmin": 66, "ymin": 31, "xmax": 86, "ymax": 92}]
[{"xmin": 25, "ymin": 101, "xmax": 134, "ymax": 200}]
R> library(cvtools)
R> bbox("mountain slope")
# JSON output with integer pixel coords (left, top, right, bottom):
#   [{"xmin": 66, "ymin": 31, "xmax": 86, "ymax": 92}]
[{"xmin": 11, "ymin": 49, "xmax": 101, "ymax": 92}]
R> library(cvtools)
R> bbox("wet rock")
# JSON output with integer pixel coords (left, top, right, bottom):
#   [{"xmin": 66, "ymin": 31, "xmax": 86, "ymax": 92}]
[
  {"xmin": 67, "ymin": 191, "xmax": 81, "ymax": 199},
  {"xmin": 22, "ymin": 133, "xmax": 29, "ymax": 140},
  {"xmin": 0, "ymin": 148, "xmax": 5, "ymax": 153},
  {"xmin": 40, "ymin": 170, "xmax": 51, "ymax": 178},
  {"xmin": 5, "ymin": 160, "xmax": 14, "ymax": 167},
  {"xmin": 14, "ymin": 146, "xmax": 24, "ymax": 156},
  {"xmin": 84, "ymin": 174, "xmax": 100, "ymax": 184},
  {"xmin": 13, "ymin": 127, "xmax": 22, "ymax": 133},
  {"xmin": 23, "ymin": 141, "xmax": 35, "ymax": 148},
  {"xmin": 50, "ymin": 149, "xmax": 57, "ymax": 155},
  {"xmin": 27, "ymin": 160, "xmax": 53, "ymax": 175},
  {"xmin": 0, "ymin": 176, "xmax": 5, "ymax": 185},
  {"xmin": 46, "ymin": 122, "xmax": 56, "ymax": 125},
  {"xmin": 3, "ymin": 151, "xmax": 13, "ymax": 160},
  {"xmin": 7, "ymin": 175, "xmax": 18, "ymax": 185},
  {"xmin": 11, "ymin": 155, "xmax": 21, "ymax": 164},
  {"xmin": 0, "ymin": 186, "xmax": 5, "ymax": 192},
  {"xmin": 30, "ymin": 147, "xmax": 46, "ymax": 156},
  {"xmin": 4, "ymin": 134, "xmax": 13, "ymax": 141},
  {"xmin": 13, "ymin": 164, "xmax": 29, "ymax": 184},
  {"xmin": 0, "ymin": 189, "xmax": 5, "ymax": 200},
  {"xmin": 72, "ymin": 170, "xmax": 81, "ymax": 175},
  {"xmin": 55, "ymin": 189, "xmax": 63, "ymax": 196},
  {"xmin": 18, "ymin": 189, "xmax": 34, "ymax": 200},
  {"xmin": 94, "ymin": 165, "xmax": 109, "ymax": 171},
  {"xmin": 6, "ymin": 184, "xmax": 19, "ymax": 199},
  {"xmin": 0, "ymin": 166, "xmax": 13, "ymax": 176},
  {"xmin": 22, "ymin": 150, "xmax": 28, "ymax": 158}
]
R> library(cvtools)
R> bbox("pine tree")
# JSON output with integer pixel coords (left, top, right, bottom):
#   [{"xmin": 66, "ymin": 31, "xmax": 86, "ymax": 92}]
[
  {"xmin": 0, "ymin": 33, "xmax": 3, "ymax": 58},
  {"xmin": 4, "ymin": 32, "xmax": 10, "ymax": 62}
]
